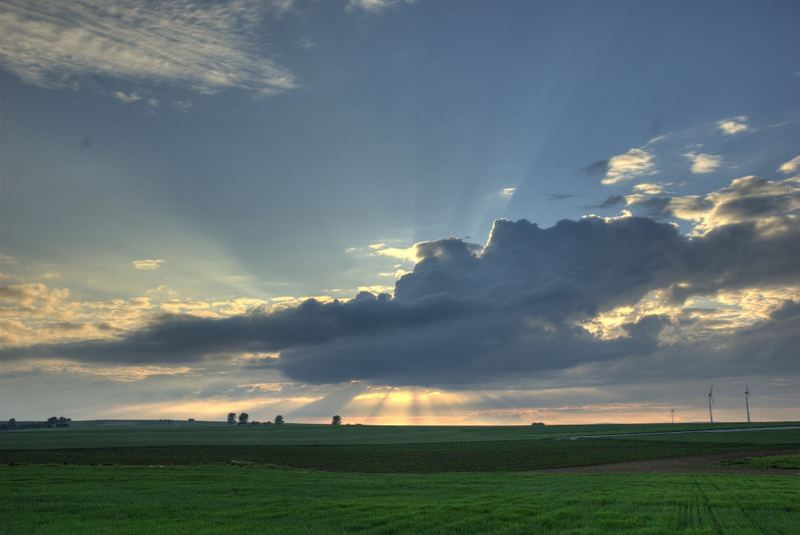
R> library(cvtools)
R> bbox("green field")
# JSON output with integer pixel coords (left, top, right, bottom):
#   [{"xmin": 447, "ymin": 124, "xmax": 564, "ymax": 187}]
[
  {"xmin": 3, "ymin": 467, "xmax": 799, "ymax": 534},
  {"xmin": 721, "ymin": 453, "xmax": 800, "ymax": 470},
  {"xmin": 2, "ymin": 422, "xmax": 799, "ymax": 533}
]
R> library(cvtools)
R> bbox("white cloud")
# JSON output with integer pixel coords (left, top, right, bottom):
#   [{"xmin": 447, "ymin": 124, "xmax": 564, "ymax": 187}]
[
  {"xmin": 602, "ymin": 148, "xmax": 656, "ymax": 185},
  {"xmin": 778, "ymin": 154, "xmax": 800, "ymax": 174},
  {"xmin": 113, "ymin": 91, "xmax": 141, "ymax": 104},
  {"xmin": 717, "ymin": 116, "xmax": 749, "ymax": 135},
  {"xmin": 632, "ymin": 183, "xmax": 664, "ymax": 195},
  {"xmin": 295, "ymin": 38, "xmax": 315, "ymax": 50},
  {"xmin": 131, "ymin": 259, "xmax": 166, "ymax": 271},
  {"xmin": 347, "ymin": 0, "xmax": 416, "ymax": 13},
  {"xmin": 684, "ymin": 152, "xmax": 722, "ymax": 174},
  {"xmin": 173, "ymin": 100, "xmax": 194, "ymax": 112},
  {"xmin": 372, "ymin": 244, "xmax": 419, "ymax": 262},
  {"xmin": 626, "ymin": 175, "xmax": 800, "ymax": 234},
  {"xmin": 500, "ymin": 187, "xmax": 516, "ymax": 197},
  {"xmin": 0, "ymin": 0, "xmax": 296, "ymax": 95}
]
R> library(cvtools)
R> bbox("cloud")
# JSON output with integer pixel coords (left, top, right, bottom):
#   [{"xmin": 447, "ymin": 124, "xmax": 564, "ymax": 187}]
[
  {"xmin": 602, "ymin": 148, "xmax": 656, "ymax": 185},
  {"xmin": 582, "ymin": 159, "xmax": 609, "ymax": 176},
  {"xmin": 113, "ymin": 91, "xmax": 141, "ymax": 104},
  {"xmin": 684, "ymin": 152, "xmax": 722, "ymax": 174},
  {"xmin": 549, "ymin": 193, "xmax": 578, "ymax": 201},
  {"xmin": 717, "ymin": 116, "xmax": 749, "ymax": 135},
  {"xmin": 131, "ymin": 259, "xmax": 166, "ymax": 271},
  {"xmin": 596, "ymin": 195, "xmax": 625, "ymax": 209},
  {"xmin": 0, "ymin": 0, "xmax": 296, "ymax": 95},
  {"xmin": 500, "ymin": 187, "xmax": 516, "ymax": 197},
  {"xmin": 632, "ymin": 183, "xmax": 664, "ymax": 195},
  {"xmin": 626, "ymin": 175, "xmax": 800, "ymax": 234},
  {"xmin": 7, "ymin": 201, "xmax": 799, "ymax": 388},
  {"xmin": 295, "ymin": 38, "xmax": 315, "ymax": 50},
  {"xmin": 369, "ymin": 243, "xmax": 420, "ymax": 262},
  {"xmin": 778, "ymin": 154, "xmax": 800, "ymax": 174},
  {"xmin": 347, "ymin": 0, "xmax": 416, "ymax": 13}
]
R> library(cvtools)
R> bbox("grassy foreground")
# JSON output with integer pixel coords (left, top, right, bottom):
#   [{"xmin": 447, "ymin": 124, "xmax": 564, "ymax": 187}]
[
  {"xmin": 3, "ymin": 423, "xmax": 799, "ymax": 533},
  {"xmin": 2, "ymin": 465, "xmax": 799, "ymax": 534}
]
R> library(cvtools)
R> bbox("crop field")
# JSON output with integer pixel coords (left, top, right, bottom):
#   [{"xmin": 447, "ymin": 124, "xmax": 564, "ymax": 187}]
[
  {"xmin": 2, "ymin": 420, "xmax": 794, "ymax": 449},
  {"xmin": 721, "ymin": 453, "xmax": 800, "ymax": 470},
  {"xmin": 2, "ymin": 422, "xmax": 799, "ymax": 533}
]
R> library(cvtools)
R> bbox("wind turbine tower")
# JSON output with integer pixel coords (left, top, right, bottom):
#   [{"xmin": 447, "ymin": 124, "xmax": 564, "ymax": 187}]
[
  {"xmin": 745, "ymin": 385, "xmax": 751, "ymax": 424},
  {"xmin": 708, "ymin": 385, "xmax": 715, "ymax": 424}
]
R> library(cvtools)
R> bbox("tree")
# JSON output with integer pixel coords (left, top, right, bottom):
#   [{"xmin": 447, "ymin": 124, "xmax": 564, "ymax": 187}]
[
  {"xmin": 238, "ymin": 413, "xmax": 249, "ymax": 425},
  {"xmin": 274, "ymin": 415, "xmax": 284, "ymax": 425},
  {"xmin": 331, "ymin": 415, "xmax": 342, "ymax": 425},
  {"xmin": 7, "ymin": 418, "xmax": 16, "ymax": 429},
  {"xmin": 47, "ymin": 416, "xmax": 58, "ymax": 426},
  {"xmin": 227, "ymin": 412, "xmax": 237, "ymax": 424}
]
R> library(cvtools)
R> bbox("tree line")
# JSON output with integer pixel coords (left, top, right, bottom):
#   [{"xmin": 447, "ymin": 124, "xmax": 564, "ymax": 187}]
[
  {"xmin": 1, "ymin": 416, "xmax": 71, "ymax": 431},
  {"xmin": 226, "ymin": 413, "xmax": 342, "ymax": 425}
]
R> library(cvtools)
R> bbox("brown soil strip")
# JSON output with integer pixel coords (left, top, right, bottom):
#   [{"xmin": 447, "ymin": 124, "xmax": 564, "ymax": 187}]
[{"xmin": 540, "ymin": 448, "xmax": 800, "ymax": 475}]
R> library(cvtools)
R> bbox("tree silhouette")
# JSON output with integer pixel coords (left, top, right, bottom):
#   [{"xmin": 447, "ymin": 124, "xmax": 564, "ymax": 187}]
[
  {"xmin": 331, "ymin": 415, "xmax": 342, "ymax": 425},
  {"xmin": 238, "ymin": 413, "xmax": 249, "ymax": 425},
  {"xmin": 227, "ymin": 412, "xmax": 237, "ymax": 424},
  {"xmin": 274, "ymin": 415, "xmax": 284, "ymax": 425}
]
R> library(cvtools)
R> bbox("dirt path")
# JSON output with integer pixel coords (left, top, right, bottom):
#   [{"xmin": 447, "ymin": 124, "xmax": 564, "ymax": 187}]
[{"xmin": 541, "ymin": 448, "xmax": 800, "ymax": 475}]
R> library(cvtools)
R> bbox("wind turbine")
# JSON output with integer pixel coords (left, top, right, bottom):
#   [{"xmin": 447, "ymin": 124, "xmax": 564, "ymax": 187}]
[
  {"xmin": 745, "ymin": 384, "xmax": 751, "ymax": 424},
  {"xmin": 708, "ymin": 385, "xmax": 715, "ymax": 424}
]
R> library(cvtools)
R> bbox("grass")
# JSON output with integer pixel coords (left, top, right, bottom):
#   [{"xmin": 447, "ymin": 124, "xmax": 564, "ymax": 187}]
[
  {"xmin": 2, "ymin": 438, "xmax": 797, "ymax": 472},
  {"xmin": 720, "ymin": 454, "xmax": 800, "ymax": 470},
  {"xmin": 3, "ymin": 423, "xmax": 799, "ymax": 533},
  {"xmin": 2, "ymin": 421, "xmax": 796, "ymax": 450},
  {"xmin": 2, "ymin": 465, "xmax": 799, "ymax": 534}
]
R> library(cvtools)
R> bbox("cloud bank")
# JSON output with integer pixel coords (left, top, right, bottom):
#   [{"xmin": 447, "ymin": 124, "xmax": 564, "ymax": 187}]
[{"xmin": 5, "ymin": 176, "xmax": 799, "ymax": 389}]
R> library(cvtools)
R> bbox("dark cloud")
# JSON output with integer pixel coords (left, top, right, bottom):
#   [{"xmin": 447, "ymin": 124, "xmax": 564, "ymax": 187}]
[
  {"xmin": 593, "ymin": 195, "xmax": 626, "ymax": 209},
  {"xmin": 582, "ymin": 159, "xmax": 609, "ymax": 176},
  {"xmin": 549, "ymin": 193, "xmax": 578, "ymax": 201},
  {"xmin": 4, "ymin": 291, "xmax": 485, "ymax": 364},
  {"xmin": 4, "ymin": 206, "xmax": 799, "ymax": 387},
  {"xmin": 626, "ymin": 176, "xmax": 800, "ymax": 228},
  {"xmin": 593, "ymin": 300, "xmax": 800, "ymax": 384}
]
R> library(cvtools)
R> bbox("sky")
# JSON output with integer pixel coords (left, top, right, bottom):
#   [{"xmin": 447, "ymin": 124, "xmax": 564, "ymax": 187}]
[{"xmin": 1, "ymin": 0, "xmax": 799, "ymax": 424}]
